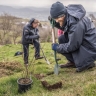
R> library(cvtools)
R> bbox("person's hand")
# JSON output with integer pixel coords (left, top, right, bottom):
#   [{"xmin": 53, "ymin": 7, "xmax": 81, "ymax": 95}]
[
  {"xmin": 33, "ymin": 35, "xmax": 40, "ymax": 39},
  {"xmin": 35, "ymin": 35, "xmax": 40, "ymax": 39},
  {"xmin": 48, "ymin": 16, "xmax": 55, "ymax": 27},
  {"xmin": 48, "ymin": 16, "xmax": 52, "ymax": 21},
  {"xmin": 52, "ymin": 43, "xmax": 59, "ymax": 51}
]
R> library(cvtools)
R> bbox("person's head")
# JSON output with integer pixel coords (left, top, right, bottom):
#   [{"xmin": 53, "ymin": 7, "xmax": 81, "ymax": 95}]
[
  {"xmin": 50, "ymin": 1, "xmax": 67, "ymax": 27},
  {"xmin": 29, "ymin": 18, "xmax": 39, "ymax": 28},
  {"xmin": 54, "ymin": 14, "xmax": 65, "ymax": 27}
]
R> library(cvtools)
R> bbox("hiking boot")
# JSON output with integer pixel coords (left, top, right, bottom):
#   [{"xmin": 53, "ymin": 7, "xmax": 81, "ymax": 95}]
[
  {"xmin": 76, "ymin": 63, "xmax": 96, "ymax": 72},
  {"xmin": 59, "ymin": 61, "xmax": 76, "ymax": 68},
  {"xmin": 35, "ymin": 56, "xmax": 43, "ymax": 60}
]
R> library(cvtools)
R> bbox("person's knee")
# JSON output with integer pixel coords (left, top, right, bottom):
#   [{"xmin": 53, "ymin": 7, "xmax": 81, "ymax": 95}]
[{"xmin": 61, "ymin": 53, "xmax": 74, "ymax": 63}]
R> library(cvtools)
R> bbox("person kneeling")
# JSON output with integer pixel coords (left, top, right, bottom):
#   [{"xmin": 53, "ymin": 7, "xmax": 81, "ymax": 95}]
[{"xmin": 49, "ymin": 2, "xmax": 96, "ymax": 72}]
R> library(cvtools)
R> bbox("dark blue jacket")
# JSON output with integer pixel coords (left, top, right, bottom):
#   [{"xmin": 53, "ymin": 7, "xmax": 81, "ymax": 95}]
[
  {"xmin": 54, "ymin": 5, "xmax": 96, "ymax": 69},
  {"xmin": 22, "ymin": 23, "xmax": 39, "ymax": 44}
]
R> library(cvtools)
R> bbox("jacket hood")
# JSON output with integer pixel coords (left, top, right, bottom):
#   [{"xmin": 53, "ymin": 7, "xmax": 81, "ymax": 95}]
[
  {"xmin": 27, "ymin": 18, "xmax": 35, "ymax": 28},
  {"xmin": 29, "ymin": 18, "xmax": 35, "ymax": 26},
  {"xmin": 67, "ymin": 4, "xmax": 86, "ymax": 20}
]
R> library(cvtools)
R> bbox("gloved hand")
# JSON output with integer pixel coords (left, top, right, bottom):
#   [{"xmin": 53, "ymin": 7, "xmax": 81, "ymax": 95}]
[
  {"xmin": 52, "ymin": 43, "xmax": 59, "ymax": 51},
  {"xmin": 32, "ymin": 35, "xmax": 40, "ymax": 39},
  {"xmin": 48, "ymin": 16, "xmax": 52, "ymax": 21},
  {"xmin": 48, "ymin": 16, "xmax": 55, "ymax": 27}
]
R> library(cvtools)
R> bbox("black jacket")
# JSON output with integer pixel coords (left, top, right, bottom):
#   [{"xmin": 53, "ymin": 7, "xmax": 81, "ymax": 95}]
[{"xmin": 22, "ymin": 23, "xmax": 39, "ymax": 44}]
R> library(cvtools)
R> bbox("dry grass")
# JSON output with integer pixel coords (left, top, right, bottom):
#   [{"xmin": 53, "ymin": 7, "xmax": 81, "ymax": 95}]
[{"xmin": 0, "ymin": 61, "xmax": 23, "ymax": 77}]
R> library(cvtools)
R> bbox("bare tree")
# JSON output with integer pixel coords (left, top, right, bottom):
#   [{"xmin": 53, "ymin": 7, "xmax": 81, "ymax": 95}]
[
  {"xmin": 89, "ymin": 14, "xmax": 96, "ymax": 20},
  {"xmin": 0, "ymin": 13, "xmax": 15, "ymax": 44},
  {"xmin": 11, "ymin": 24, "xmax": 23, "ymax": 44}
]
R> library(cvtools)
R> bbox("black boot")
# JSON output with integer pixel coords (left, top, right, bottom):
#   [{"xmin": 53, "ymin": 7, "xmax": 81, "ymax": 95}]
[{"xmin": 35, "ymin": 56, "xmax": 43, "ymax": 60}]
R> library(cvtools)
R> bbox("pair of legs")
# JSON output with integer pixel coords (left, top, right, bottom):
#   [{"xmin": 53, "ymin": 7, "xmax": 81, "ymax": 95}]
[
  {"xmin": 58, "ymin": 34, "xmax": 95, "ymax": 71},
  {"xmin": 23, "ymin": 40, "xmax": 40, "ymax": 64}
]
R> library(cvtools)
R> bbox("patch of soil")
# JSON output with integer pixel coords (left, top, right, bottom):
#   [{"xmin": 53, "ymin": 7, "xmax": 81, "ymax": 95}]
[
  {"xmin": 34, "ymin": 72, "xmax": 54, "ymax": 80},
  {"xmin": 0, "ymin": 61, "xmax": 23, "ymax": 78},
  {"xmin": 18, "ymin": 78, "xmax": 32, "ymax": 84},
  {"xmin": 34, "ymin": 74, "xmax": 46, "ymax": 79},
  {"xmin": 41, "ymin": 80, "xmax": 62, "ymax": 91},
  {"xmin": 0, "ymin": 69, "xmax": 13, "ymax": 77},
  {"xmin": 46, "ymin": 72, "xmax": 54, "ymax": 75}
]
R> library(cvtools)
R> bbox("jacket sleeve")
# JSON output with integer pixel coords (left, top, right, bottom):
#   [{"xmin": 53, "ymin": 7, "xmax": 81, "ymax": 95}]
[
  {"xmin": 56, "ymin": 21, "xmax": 85, "ymax": 53},
  {"xmin": 23, "ymin": 28, "xmax": 39, "ymax": 40},
  {"xmin": 35, "ymin": 28, "xmax": 39, "ymax": 35}
]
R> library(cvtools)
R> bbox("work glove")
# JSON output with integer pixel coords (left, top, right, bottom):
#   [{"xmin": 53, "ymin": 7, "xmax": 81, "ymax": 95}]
[
  {"xmin": 32, "ymin": 35, "xmax": 40, "ymax": 39},
  {"xmin": 48, "ymin": 16, "xmax": 55, "ymax": 27},
  {"xmin": 52, "ymin": 43, "xmax": 59, "ymax": 51}
]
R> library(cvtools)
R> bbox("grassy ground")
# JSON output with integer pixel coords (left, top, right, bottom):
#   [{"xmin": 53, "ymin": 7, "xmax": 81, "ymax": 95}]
[{"xmin": 0, "ymin": 43, "xmax": 96, "ymax": 96}]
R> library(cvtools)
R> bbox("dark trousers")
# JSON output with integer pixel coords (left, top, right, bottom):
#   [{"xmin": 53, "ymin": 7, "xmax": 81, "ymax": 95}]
[
  {"xmin": 58, "ymin": 34, "xmax": 74, "ymax": 63},
  {"xmin": 23, "ymin": 40, "xmax": 40, "ymax": 64}
]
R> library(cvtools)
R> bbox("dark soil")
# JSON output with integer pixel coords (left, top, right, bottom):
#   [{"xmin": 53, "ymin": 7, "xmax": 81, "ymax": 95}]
[
  {"xmin": 41, "ymin": 80, "xmax": 62, "ymax": 91},
  {"xmin": 46, "ymin": 72, "xmax": 54, "ymax": 75},
  {"xmin": 34, "ymin": 72, "xmax": 54, "ymax": 80},
  {"xmin": 34, "ymin": 74, "xmax": 46, "ymax": 79},
  {"xmin": 0, "ymin": 61, "xmax": 23, "ymax": 77},
  {"xmin": 18, "ymin": 78, "xmax": 32, "ymax": 84}
]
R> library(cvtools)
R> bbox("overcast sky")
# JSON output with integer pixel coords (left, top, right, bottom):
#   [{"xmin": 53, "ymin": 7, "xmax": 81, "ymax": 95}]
[{"xmin": 0, "ymin": 0, "xmax": 96, "ymax": 12}]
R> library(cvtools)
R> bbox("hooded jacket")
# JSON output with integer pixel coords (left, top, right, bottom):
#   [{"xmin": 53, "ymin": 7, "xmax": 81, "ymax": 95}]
[
  {"xmin": 53, "ymin": 4, "xmax": 96, "ymax": 69},
  {"xmin": 22, "ymin": 18, "xmax": 39, "ymax": 44}
]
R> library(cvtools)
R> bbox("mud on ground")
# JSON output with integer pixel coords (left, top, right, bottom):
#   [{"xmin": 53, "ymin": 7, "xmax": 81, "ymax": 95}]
[{"xmin": 0, "ymin": 61, "xmax": 23, "ymax": 77}]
